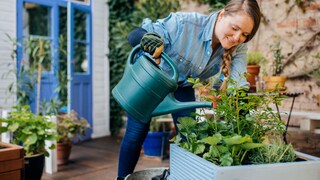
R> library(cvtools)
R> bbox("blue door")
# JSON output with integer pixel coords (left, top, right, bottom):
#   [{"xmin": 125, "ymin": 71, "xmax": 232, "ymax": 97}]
[
  {"xmin": 67, "ymin": 2, "xmax": 92, "ymax": 140},
  {"xmin": 17, "ymin": 0, "xmax": 93, "ymax": 140},
  {"xmin": 17, "ymin": 0, "xmax": 59, "ymax": 114}
]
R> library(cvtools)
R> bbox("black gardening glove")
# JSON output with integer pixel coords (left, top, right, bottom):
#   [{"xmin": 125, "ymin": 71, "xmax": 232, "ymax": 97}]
[{"xmin": 140, "ymin": 32, "xmax": 164, "ymax": 64}]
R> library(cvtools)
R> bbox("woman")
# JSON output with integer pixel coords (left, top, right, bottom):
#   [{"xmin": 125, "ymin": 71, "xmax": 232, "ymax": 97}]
[{"xmin": 117, "ymin": 0, "xmax": 261, "ymax": 178}]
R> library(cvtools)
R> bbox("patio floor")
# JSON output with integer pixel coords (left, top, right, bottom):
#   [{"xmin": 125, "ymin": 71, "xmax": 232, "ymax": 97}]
[{"xmin": 42, "ymin": 136, "xmax": 169, "ymax": 180}]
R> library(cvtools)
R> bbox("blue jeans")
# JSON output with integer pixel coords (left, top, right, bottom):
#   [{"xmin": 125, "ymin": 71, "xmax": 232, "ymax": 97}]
[{"xmin": 117, "ymin": 85, "xmax": 195, "ymax": 177}]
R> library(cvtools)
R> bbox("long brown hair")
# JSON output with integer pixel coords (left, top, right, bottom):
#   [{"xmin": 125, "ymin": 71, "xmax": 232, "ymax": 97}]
[{"xmin": 219, "ymin": 0, "xmax": 261, "ymax": 91}]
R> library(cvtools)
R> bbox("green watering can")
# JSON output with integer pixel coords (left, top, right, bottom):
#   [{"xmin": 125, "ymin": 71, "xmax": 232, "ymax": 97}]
[{"xmin": 112, "ymin": 46, "xmax": 212, "ymax": 124}]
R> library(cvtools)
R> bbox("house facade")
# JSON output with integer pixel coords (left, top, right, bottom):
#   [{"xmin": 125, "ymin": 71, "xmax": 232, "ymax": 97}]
[{"xmin": 0, "ymin": 0, "xmax": 110, "ymax": 138}]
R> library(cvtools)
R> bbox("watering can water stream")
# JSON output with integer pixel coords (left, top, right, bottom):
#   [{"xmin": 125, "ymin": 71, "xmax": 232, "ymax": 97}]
[{"xmin": 112, "ymin": 46, "xmax": 212, "ymax": 124}]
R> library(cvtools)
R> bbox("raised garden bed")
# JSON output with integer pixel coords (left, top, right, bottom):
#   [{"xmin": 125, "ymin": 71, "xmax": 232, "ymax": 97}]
[
  {"xmin": 0, "ymin": 142, "xmax": 24, "ymax": 180},
  {"xmin": 170, "ymin": 144, "xmax": 320, "ymax": 180}
]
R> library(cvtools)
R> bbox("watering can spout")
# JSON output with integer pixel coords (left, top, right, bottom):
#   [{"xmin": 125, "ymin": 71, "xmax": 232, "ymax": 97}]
[{"xmin": 151, "ymin": 93, "xmax": 213, "ymax": 117}]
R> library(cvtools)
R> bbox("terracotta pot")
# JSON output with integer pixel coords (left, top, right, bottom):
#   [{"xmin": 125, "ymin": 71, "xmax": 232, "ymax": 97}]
[
  {"xmin": 57, "ymin": 142, "xmax": 72, "ymax": 165},
  {"xmin": 263, "ymin": 76, "xmax": 287, "ymax": 91},
  {"xmin": 246, "ymin": 65, "xmax": 260, "ymax": 92}
]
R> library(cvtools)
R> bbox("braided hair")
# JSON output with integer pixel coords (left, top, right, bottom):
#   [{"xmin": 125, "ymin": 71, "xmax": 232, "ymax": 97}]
[
  {"xmin": 219, "ymin": 46, "xmax": 237, "ymax": 91},
  {"xmin": 218, "ymin": 0, "xmax": 261, "ymax": 91}
]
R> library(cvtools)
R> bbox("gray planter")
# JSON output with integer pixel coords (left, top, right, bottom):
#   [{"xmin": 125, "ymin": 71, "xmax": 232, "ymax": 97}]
[{"xmin": 170, "ymin": 144, "xmax": 320, "ymax": 180}]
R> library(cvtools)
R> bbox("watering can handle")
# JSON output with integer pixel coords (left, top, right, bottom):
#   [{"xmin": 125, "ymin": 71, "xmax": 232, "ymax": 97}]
[{"xmin": 127, "ymin": 45, "xmax": 179, "ymax": 82}]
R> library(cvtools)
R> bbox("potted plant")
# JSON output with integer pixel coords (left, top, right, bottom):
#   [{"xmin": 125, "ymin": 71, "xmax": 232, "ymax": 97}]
[
  {"xmin": 0, "ymin": 105, "xmax": 58, "ymax": 180},
  {"xmin": 263, "ymin": 41, "xmax": 287, "ymax": 91},
  {"xmin": 246, "ymin": 51, "xmax": 265, "ymax": 92},
  {"xmin": 143, "ymin": 117, "xmax": 172, "ymax": 157},
  {"xmin": 170, "ymin": 78, "xmax": 320, "ymax": 179},
  {"xmin": 56, "ymin": 110, "xmax": 90, "ymax": 165}
]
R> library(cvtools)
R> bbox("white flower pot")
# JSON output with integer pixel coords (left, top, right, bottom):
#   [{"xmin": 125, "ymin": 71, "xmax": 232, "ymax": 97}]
[{"xmin": 170, "ymin": 144, "xmax": 320, "ymax": 180}]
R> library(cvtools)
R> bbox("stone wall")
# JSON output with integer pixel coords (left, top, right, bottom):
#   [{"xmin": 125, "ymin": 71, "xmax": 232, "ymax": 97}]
[{"xmin": 250, "ymin": 0, "xmax": 320, "ymax": 112}]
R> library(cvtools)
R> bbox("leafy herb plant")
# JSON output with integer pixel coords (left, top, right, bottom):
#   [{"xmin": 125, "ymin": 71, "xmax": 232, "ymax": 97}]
[
  {"xmin": 249, "ymin": 137, "xmax": 296, "ymax": 164},
  {"xmin": 173, "ymin": 77, "xmax": 295, "ymax": 166},
  {"xmin": 0, "ymin": 105, "xmax": 58, "ymax": 157}
]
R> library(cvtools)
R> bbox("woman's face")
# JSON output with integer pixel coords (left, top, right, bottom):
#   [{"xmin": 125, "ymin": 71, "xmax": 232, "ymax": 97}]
[{"xmin": 215, "ymin": 10, "xmax": 254, "ymax": 49}]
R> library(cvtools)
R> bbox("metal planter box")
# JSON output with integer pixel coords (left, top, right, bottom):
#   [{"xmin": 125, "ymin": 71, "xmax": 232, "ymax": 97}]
[{"xmin": 170, "ymin": 144, "xmax": 320, "ymax": 180}]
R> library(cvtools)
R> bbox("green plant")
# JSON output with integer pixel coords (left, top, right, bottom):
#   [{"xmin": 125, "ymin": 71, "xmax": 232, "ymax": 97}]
[
  {"xmin": 40, "ymin": 98, "xmax": 63, "ymax": 116},
  {"xmin": 3, "ymin": 35, "xmax": 34, "ymax": 107},
  {"xmin": 249, "ymin": 137, "xmax": 296, "ymax": 164},
  {"xmin": 23, "ymin": 37, "xmax": 52, "ymax": 115},
  {"xmin": 56, "ymin": 110, "xmax": 90, "ymax": 144},
  {"xmin": 173, "ymin": 77, "xmax": 293, "ymax": 166},
  {"xmin": 4, "ymin": 35, "xmax": 54, "ymax": 114},
  {"xmin": 272, "ymin": 41, "xmax": 284, "ymax": 76},
  {"xmin": 247, "ymin": 51, "xmax": 265, "ymax": 65},
  {"xmin": 0, "ymin": 105, "xmax": 58, "ymax": 157}
]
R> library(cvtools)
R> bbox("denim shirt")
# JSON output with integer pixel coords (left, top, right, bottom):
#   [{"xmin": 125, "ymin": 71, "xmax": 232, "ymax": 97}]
[{"xmin": 141, "ymin": 11, "xmax": 249, "ymax": 88}]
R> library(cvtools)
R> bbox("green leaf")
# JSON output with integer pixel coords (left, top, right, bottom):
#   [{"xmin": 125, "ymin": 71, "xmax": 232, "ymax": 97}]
[
  {"xmin": 223, "ymin": 135, "xmax": 252, "ymax": 145},
  {"xmin": 200, "ymin": 134, "xmax": 222, "ymax": 146},
  {"xmin": 8, "ymin": 122, "xmax": 19, "ymax": 132},
  {"xmin": 220, "ymin": 152, "xmax": 233, "ymax": 166},
  {"xmin": 49, "ymin": 144, "xmax": 56, "ymax": 150},
  {"xmin": 177, "ymin": 117, "xmax": 197, "ymax": 131},
  {"xmin": 172, "ymin": 134, "xmax": 182, "ymax": 144},
  {"xmin": 208, "ymin": 146, "xmax": 220, "ymax": 158},
  {"xmin": 193, "ymin": 143, "xmax": 205, "ymax": 155},
  {"xmin": 241, "ymin": 143, "xmax": 265, "ymax": 150},
  {"xmin": 217, "ymin": 145, "xmax": 229, "ymax": 154},
  {"xmin": 25, "ymin": 133, "xmax": 37, "ymax": 145},
  {"xmin": 44, "ymin": 151, "xmax": 49, "ymax": 157}
]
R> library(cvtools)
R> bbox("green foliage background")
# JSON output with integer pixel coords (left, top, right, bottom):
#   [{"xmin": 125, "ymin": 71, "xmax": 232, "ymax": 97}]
[{"xmin": 108, "ymin": 0, "xmax": 180, "ymax": 135}]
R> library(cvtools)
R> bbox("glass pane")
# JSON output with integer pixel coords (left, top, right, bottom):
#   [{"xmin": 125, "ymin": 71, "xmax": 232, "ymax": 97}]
[
  {"xmin": 74, "ymin": 42, "xmax": 87, "ymax": 73},
  {"xmin": 74, "ymin": 9, "xmax": 87, "ymax": 40},
  {"xmin": 23, "ymin": 37, "xmax": 52, "ymax": 72},
  {"xmin": 59, "ymin": 6, "xmax": 67, "ymax": 73},
  {"xmin": 58, "ymin": 7, "xmax": 68, "ymax": 106},
  {"xmin": 24, "ymin": 3, "xmax": 50, "ymax": 36}
]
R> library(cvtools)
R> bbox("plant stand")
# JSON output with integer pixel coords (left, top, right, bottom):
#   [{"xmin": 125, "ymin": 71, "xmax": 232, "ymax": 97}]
[
  {"xmin": 170, "ymin": 144, "xmax": 320, "ymax": 180},
  {"xmin": 0, "ymin": 142, "xmax": 24, "ymax": 180}
]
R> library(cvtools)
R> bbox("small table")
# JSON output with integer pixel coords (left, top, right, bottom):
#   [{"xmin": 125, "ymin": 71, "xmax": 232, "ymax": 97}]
[{"xmin": 274, "ymin": 91, "xmax": 304, "ymax": 143}]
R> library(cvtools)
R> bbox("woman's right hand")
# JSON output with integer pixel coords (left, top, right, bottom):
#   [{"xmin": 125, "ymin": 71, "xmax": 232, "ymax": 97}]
[{"xmin": 140, "ymin": 33, "xmax": 164, "ymax": 63}]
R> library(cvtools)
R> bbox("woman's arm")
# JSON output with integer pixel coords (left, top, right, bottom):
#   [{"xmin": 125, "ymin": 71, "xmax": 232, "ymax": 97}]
[{"xmin": 127, "ymin": 27, "xmax": 147, "ymax": 47}]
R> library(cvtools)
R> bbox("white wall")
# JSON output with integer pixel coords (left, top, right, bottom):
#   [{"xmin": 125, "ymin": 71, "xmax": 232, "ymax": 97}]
[
  {"xmin": 91, "ymin": 0, "xmax": 110, "ymax": 138},
  {"xmin": 0, "ymin": 0, "xmax": 17, "ymax": 111}
]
